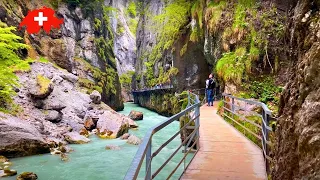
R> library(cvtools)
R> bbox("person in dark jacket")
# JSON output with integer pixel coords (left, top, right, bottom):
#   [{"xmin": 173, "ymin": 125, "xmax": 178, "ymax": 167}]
[{"xmin": 206, "ymin": 74, "xmax": 215, "ymax": 106}]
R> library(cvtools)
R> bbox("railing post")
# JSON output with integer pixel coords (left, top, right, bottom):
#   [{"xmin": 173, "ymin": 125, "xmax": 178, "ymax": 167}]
[
  {"xmin": 195, "ymin": 102, "xmax": 200, "ymax": 150},
  {"xmin": 187, "ymin": 91, "xmax": 191, "ymax": 107},
  {"xmin": 261, "ymin": 110, "xmax": 267, "ymax": 172},
  {"xmin": 146, "ymin": 140, "xmax": 152, "ymax": 180},
  {"xmin": 265, "ymin": 113, "xmax": 270, "ymax": 174},
  {"xmin": 231, "ymin": 97, "xmax": 235, "ymax": 125}
]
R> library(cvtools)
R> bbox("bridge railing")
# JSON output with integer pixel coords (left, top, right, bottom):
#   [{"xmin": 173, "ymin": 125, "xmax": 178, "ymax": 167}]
[
  {"xmin": 221, "ymin": 93, "xmax": 273, "ymax": 173},
  {"xmin": 132, "ymin": 85, "xmax": 174, "ymax": 93},
  {"xmin": 125, "ymin": 91, "xmax": 201, "ymax": 180}
]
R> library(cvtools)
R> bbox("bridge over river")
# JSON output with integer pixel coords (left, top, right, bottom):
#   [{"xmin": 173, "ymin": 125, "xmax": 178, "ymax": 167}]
[{"xmin": 126, "ymin": 89, "xmax": 272, "ymax": 180}]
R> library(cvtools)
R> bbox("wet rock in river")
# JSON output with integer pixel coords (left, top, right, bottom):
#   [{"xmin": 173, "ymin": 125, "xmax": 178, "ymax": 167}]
[
  {"xmin": 105, "ymin": 145, "xmax": 121, "ymax": 150},
  {"xmin": 64, "ymin": 132, "xmax": 90, "ymax": 144},
  {"xmin": 127, "ymin": 135, "xmax": 142, "ymax": 145},
  {"xmin": 128, "ymin": 110, "xmax": 143, "ymax": 121},
  {"xmin": 120, "ymin": 133, "xmax": 131, "ymax": 140},
  {"xmin": 17, "ymin": 172, "xmax": 38, "ymax": 180}
]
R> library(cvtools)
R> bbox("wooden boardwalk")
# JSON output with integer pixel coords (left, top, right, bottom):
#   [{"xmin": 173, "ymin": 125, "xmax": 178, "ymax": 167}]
[{"xmin": 181, "ymin": 104, "xmax": 267, "ymax": 180}]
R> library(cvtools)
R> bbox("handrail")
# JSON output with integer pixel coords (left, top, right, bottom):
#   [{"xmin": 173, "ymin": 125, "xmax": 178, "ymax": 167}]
[
  {"xmin": 223, "ymin": 93, "xmax": 272, "ymax": 115},
  {"xmin": 221, "ymin": 93, "xmax": 273, "ymax": 174},
  {"xmin": 132, "ymin": 85, "xmax": 174, "ymax": 93},
  {"xmin": 125, "ymin": 91, "xmax": 201, "ymax": 180}
]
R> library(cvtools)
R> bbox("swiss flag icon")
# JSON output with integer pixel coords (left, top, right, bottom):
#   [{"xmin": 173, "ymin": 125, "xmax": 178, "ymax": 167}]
[{"xmin": 19, "ymin": 7, "xmax": 64, "ymax": 34}]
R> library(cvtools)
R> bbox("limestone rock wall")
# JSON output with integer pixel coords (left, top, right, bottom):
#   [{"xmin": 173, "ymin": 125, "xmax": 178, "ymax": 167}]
[
  {"xmin": 133, "ymin": 90, "xmax": 181, "ymax": 117},
  {"xmin": 272, "ymin": 0, "xmax": 320, "ymax": 179}
]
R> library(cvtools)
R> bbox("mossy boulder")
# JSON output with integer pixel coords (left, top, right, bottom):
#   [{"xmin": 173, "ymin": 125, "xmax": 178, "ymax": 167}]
[
  {"xmin": 17, "ymin": 172, "xmax": 38, "ymax": 180},
  {"xmin": 29, "ymin": 75, "xmax": 54, "ymax": 99},
  {"xmin": 96, "ymin": 111, "xmax": 130, "ymax": 139},
  {"xmin": 0, "ymin": 169, "xmax": 17, "ymax": 177},
  {"xmin": 0, "ymin": 156, "xmax": 8, "ymax": 163}
]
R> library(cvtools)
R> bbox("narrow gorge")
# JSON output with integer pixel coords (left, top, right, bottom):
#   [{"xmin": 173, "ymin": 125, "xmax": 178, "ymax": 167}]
[{"xmin": 0, "ymin": 0, "xmax": 319, "ymax": 179}]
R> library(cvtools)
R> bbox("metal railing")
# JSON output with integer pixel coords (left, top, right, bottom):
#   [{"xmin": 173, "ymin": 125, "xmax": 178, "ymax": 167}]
[
  {"xmin": 221, "ymin": 93, "xmax": 273, "ymax": 173},
  {"xmin": 125, "ymin": 91, "xmax": 201, "ymax": 180},
  {"xmin": 132, "ymin": 85, "xmax": 174, "ymax": 93}
]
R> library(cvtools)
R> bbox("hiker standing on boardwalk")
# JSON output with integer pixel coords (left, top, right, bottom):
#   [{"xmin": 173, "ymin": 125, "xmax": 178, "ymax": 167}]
[{"xmin": 205, "ymin": 74, "xmax": 215, "ymax": 106}]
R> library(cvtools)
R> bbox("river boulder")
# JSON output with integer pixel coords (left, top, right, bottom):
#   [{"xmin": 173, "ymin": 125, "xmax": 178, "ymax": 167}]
[
  {"xmin": 0, "ymin": 113, "xmax": 50, "ymax": 158},
  {"xmin": 0, "ymin": 156, "xmax": 8, "ymax": 163},
  {"xmin": 17, "ymin": 172, "xmax": 38, "ymax": 180},
  {"xmin": 96, "ymin": 110, "xmax": 130, "ymax": 138},
  {"xmin": 64, "ymin": 132, "xmax": 90, "ymax": 144},
  {"xmin": 120, "ymin": 133, "xmax": 131, "ymax": 140},
  {"xmin": 0, "ymin": 169, "xmax": 17, "ymax": 177},
  {"xmin": 79, "ymin": 128, "xmax": 89, "ymax": 138},
  {"xmin": 128, "ymin": 110, "xmax": 143, "ymax": 121},
  {"xmin": 127, "ymin": 135, "xmax": 142, "ymax": 145},
  {"xmin": 84, "ymin": 114, "xmax": 98, "ymax": 130}
]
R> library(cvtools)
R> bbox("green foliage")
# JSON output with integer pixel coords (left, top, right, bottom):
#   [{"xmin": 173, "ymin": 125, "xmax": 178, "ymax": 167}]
[
  {"xmin": 150, "ymin": 0, "xmax": 192, "ymax": 63},
  {"xmin": 233, "ymin": 2, "xmax": 248, "ymax": 30},
  {"xmin": 241, "ymin": 76, "xmax": 282, "ymax": 104},
  {"xmin": 78, "ymin": 78, "xmax": 95, "ymax": 90},
  {"xmin": 126, "ymin": 1, "xmax": 137, "ymax": 17},
  {"xmin": 120, "ymin": 71, "xmax": 135, "ymax": 89},
  {"xmin": 180, "ymin": 43, "xmax": 188, "ymax": 56},
  {"xmin": 190, "ymin": 0, "xmax": 205, "ymax": 42},
  {"xmin": 214, "ymin": 0, "xmax": 286, "ymax": 85},
  {"xmin": 142, "ymin": 0, "xmax": 191, "ymax": 86},
  {"xmin": 0, "ymin": 21, "xmax": 29, "ymax": 113},
  {"xmin": 94, "ymin": 18, "xmax": 102, "ymax": 32},
  {"xmin": 104, "ymin": 65, "xmax": 117, "ymax": 94},
  {"xmin": 117, "ymin": 21, "xmax": 125, "ymax": 35},
  {"xmin": 39, "ymin": 57, "xmax": 49, "ymax": 63},
  {"xmin": 204, "ymin": 0, "xmax": 227, "ymax": 33},
  {"xmin": 94, "ymin": 37, "xmax": 116, "ymax": 69},
  {"xmin": 157, "ymin": 67, "xmax": 179, "ymax": 85},
  {"xmin": 216, "ymin": 48, "xmax": 245, "ymax": 84},
  {"xmin": 75, "ymin": 58, "xmax": 117, "ymax": 95},
  {"xmin": 128, "ymin": 19, "xmax": 138, "ymax": 36}
]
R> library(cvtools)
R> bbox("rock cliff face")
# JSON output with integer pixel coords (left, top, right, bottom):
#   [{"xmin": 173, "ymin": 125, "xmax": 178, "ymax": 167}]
[
  {"xmin": 133, "ymin": 90, "xmax": 181, "ymax": 117},
  {"xmin": 0, "ymin": 0, "xmax": 139, "ymax": 110},
  {"xmin": 273, "ymin": 0, "xmax": 320, "ymax": 179},
  {"xmin": 135, "ymin": 0, "xmax": 210, "ymax": 91},
  {"xmin": 135, "ymin": 0, "xmax": 164, "ymax": 88},
  {"xmin": 109, "ymin": 0, "xmax": 136, "ymax": 75}
]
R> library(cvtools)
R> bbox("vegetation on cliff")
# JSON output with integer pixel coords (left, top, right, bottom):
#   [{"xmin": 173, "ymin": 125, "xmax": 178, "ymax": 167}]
[
  {"xmin": 0, "ymin": 21, "xmax": 29, "ymax": 113},
  {"xmin": 213, "ymin": 0, "xmax": 285, "ymax": 86}
]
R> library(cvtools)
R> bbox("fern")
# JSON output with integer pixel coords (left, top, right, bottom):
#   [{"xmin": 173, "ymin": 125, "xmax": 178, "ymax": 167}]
[{"xmin": 0, "ymin": 21, "xmax": 29, "ymax": 112}]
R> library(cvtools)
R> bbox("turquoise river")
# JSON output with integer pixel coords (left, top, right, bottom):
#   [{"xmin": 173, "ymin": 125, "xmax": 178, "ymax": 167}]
[{"xmin": 4, "ymin": 103, "xmax": 191, "ymax": 180}]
